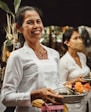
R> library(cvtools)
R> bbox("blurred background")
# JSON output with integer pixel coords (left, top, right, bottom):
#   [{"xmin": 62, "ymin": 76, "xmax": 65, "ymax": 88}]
[
  {"xmin": 0, "ymin": 0, "xmax": 91, "ymax": 63},
  {"xmin": 0, "ymin": 0, "xmax": 91, "ymax": 50}
]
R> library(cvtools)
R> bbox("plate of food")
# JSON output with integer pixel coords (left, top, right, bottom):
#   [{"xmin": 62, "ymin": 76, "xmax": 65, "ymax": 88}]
[
  {"xmin": 55, "ymin": 86, "xmax": 88, "ymax": 104},
  {"xmin": 60, "ymin": 91, "xmax": 87, "ymax": 104}
]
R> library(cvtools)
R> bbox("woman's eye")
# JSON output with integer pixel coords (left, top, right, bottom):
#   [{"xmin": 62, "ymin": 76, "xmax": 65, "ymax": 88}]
[
  {"xmin": 74, "ymin": 36, "xmax": 78, "ymax": 40},
  {"xmin": 27, "ymin": 21, "xmax": 33, "ymax": 24},
  {"xmin": 74, "ymin": 36, "xmax": 82, "ymax": 40},
  {"xmin": 79, "ymin": 36, "xmax": 82, "ymax": 39},
  {"xmin": 37, "ymin": 20, "xmax": 41, "ymax": 24}
]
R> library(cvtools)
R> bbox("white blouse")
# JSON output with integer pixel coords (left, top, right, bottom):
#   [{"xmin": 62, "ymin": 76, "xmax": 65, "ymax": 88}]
[
  {"xmin": 59, "ymin": 52, "xmax": 90, "ymax": 83},
  {"xmin": 59, "ymin": 51, "xmax": 90, "ymax": 112},
  {"xmin": 1, "ymin": 43, "xmax": 60, "ymax": 112}
]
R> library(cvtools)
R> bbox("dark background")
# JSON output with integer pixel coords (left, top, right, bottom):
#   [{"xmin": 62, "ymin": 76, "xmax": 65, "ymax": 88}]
[
  {"xmin": 0, "ymin": 0, "xmax": 91, "ymax": 54},
  {"xmin": 0, "ymin": 0, "xmax": 91, "ymax": 27}
]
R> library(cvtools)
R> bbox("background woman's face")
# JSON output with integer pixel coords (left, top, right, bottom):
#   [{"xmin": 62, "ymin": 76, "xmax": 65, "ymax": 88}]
[
  {"xmin": 20, "ymin": 10, "xmax": 44, "ymax": 44},
  {"xmin": 67, "ymin": 31, "xmax": 84, "ymax": 51}
]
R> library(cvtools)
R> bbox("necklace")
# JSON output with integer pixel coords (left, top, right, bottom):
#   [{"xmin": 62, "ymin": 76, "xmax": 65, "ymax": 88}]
[{"xmin": 34, "ymin": 46, "xmax": 48, "ymax": 59}]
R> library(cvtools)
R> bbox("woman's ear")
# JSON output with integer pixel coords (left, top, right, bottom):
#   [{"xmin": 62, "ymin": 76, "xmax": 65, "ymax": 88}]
[
  {"xmin": 64, "ymin": 40, "xmax": 68, "ymax": 45},
  {"xmin": 17, "ymin": 28, "xmax": 22, "ymax": 33}
]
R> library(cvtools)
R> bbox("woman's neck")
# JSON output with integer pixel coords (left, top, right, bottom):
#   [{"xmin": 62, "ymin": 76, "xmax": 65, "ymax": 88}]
[
  {"xmin": 68, "ymin": 49, "xmax": 78, "ymax": 58},
  {"xmin": 68, "ymin": 49, "xmax": 82, "ymax": 68},
  {"xmin": 27, "ymin": 41, "xmax": 41, "ymax": 52},
  {"xmin": 26, "ymin": 41, "xmax": 48, "ymax": 60}
]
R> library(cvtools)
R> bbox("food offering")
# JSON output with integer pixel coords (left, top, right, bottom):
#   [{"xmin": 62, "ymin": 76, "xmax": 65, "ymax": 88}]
[
  {"xmin": 56, "ymin": 81, "xmax": 90, "ymax": 104},
  {"xmin": 32, "ymin": 99, "xmax": 45, "ymax": 108}
]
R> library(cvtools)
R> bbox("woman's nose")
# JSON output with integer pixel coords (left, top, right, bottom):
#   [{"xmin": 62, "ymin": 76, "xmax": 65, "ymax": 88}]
[
  {"xmin": 33, "ymin": 22, "xmax": 38, "ymax": 28},
  {"xmin": 78, "ymin": 39, "xmax": 83, "ymax": 43}
]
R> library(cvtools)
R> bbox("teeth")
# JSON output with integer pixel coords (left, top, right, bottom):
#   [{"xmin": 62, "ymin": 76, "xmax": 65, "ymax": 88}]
[{"xmin": 32, "ymin": 31, "xmax": 40, "ymax": 34}]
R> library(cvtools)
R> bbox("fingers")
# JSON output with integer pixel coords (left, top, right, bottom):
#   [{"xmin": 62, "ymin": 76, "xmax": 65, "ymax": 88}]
[
  {"xmin": 47, "ymin": 88, "xmax": 56, "ymax": 94},
  {"xmin": 45, "ymin": 96, "xmax": 63, "ymax": 104},
  {"xmin": 45, "ymin": 96, "xmax": 56, "ymax": 104},
  {"xmin": 78, "ymin": 78, "xmax": 86, "ymax": 82},
  {"xmin": 36, "ymin": 88, "xmax": 63, "ymax": 103},
  {"xmin": 40, "ymin": 88, "xmax": 63, "ymax": 104},
  {"xmin": 47, "ymin": 88, "xmax": 63, "ymax": 98}
]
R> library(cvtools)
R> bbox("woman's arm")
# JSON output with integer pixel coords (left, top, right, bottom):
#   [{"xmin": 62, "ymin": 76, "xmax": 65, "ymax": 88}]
[{"xmin": 1, "ymin": 52, "xmax": 31, "ymax": 106}]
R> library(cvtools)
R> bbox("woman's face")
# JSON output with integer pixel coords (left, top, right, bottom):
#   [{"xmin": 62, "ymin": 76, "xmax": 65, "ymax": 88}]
[
  {"xmin": 19, "ymin": 10, "xmax": 44, "ymax": 44},
  {"xmin": 66, "ymin": 31, "xmax": 83, "ymax": 51}
]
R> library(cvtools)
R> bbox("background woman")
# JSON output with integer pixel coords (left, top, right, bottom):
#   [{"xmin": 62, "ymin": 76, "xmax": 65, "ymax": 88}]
[{"xmin": 59, "ymin": 27, "xmax": 90, "ymax": 112}]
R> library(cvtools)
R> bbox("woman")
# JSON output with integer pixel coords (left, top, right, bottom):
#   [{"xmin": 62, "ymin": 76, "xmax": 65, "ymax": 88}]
[
  {"xmin": 59, "ymin": 27, "xmax": 90, "ymax": 112},
  {"xmin": 1, "ymin": 6, "xmax": 63, "ymax": 112}
]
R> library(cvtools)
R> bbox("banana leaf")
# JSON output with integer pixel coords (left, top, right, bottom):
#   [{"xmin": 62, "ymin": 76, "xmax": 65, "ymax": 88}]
[
  {"xmin": 7, "ymin": 14, "xmax": 11, "ymax": 34},
  {"xmin": 0, "ymin": 0, "xmax": 14, "ymax": 17},
  {"xmin": 14, "ymin": 0, "xmax": 21, "ymax": 13}
]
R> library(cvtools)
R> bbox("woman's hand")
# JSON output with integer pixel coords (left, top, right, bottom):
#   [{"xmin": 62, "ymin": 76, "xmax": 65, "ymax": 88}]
[
  {"xmin": 64, "ymin": 75, "xmax": 86, "ymax": 86},
  {"xmin": 31, "ymin": 88, "xmax": 63, "ymax": 104},
  {"xmin": 73, "ymin": 76, "xmax": 87, "ymax": 83}
]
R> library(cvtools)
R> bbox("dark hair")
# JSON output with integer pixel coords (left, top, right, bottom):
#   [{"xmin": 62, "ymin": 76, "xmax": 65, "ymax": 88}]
[
  {"xmin": 15, "ymin": 6, "xmax": 43, "ymax": 29},
  {"xmin": 62, "ymin": 27, "xmax": 79, "ymax": 50}
]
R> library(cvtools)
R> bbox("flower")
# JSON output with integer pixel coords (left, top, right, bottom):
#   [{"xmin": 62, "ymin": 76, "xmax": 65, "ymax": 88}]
[
  {"xmin": 83, "ymin": 83, "xmax": 90, "ymax": 92},
  {"xmin": 74, "ymin": 82, "xmax": 84, "ymax": 93}
]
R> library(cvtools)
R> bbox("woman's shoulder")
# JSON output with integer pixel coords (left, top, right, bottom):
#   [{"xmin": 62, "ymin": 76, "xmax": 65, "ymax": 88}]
[
  {"xmin": 59, "ymin": 52, "xmax": 70, "ymax": 68},
  {"xmin": 60, "ymin": 52, "xmax": 69, "ymax": 61},
  {"xmin": 9, "ymin": 47, "xmax": 24, "ymax": 59},
  {"xmin": 59, "ymin": 52, "xmax": 73, "ymax": 67}
]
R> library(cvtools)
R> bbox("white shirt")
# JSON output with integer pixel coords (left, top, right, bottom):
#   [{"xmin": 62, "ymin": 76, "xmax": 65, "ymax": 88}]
[
  {"xmin": 59, "ymin": 52, "xmax": 90, "ymax": 83},
  {"xmin": 1, "ymin": 43, "xmax": 60, "ymax": 112},
  {"xmin": 59, "ymin": 51, "xmax": 90, "ymax": 112}
]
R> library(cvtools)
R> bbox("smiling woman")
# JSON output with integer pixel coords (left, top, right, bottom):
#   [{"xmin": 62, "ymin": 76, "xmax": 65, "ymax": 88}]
[{"xmin": 1, "ymin": 6, "xmax": 63, "ymax": 112}]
